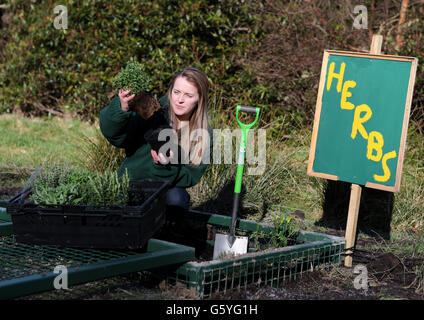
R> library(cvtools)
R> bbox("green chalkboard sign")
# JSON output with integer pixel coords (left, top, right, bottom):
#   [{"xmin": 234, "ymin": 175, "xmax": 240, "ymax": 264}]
[{"xmin": 308, "ymin": 50, "xmax": 418, "ymax": 192}]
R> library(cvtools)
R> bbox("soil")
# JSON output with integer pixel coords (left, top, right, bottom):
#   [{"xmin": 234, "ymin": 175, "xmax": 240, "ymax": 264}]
[
  {"xmin": 0, "ymin": 186, "xmax": 22, "ymax": 200},
  {"xmin": 0, "ymin": 165, "xmax": 31, "ymax": 201}
]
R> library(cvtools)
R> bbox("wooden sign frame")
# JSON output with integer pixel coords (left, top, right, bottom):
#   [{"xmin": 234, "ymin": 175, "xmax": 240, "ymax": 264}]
[{"xmin": 307, "ymin": 49, "xmax": 418, "ymax": 193}]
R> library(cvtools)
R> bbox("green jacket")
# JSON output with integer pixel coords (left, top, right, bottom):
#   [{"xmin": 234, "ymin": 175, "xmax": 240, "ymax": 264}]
[{"xmin": 99, "ymin": 95, "xmax": 210, "ymax": 188}]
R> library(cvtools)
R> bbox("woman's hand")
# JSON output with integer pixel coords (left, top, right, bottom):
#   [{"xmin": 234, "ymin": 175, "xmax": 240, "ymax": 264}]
[
  {"xmin": 151, "ymin": 150, "xmax": 174, "ymax": 165},
  {"xmin": 118, "ymin": 89, "xmax": 135, "ymax": 112}
]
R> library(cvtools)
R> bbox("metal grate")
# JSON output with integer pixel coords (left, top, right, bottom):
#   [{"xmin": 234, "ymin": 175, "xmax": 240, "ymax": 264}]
[
  {"xmin": 0, "ymin": 234, "xmax": 195, "ymax": 299},
  {"xmin": 0, "ymin": 235, "xmax": 145, "ymax": 281}
]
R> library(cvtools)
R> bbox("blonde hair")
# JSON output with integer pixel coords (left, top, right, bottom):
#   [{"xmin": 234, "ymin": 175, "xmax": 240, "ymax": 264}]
[{"xmin": 167, "ymin": 67, "xmax": 210, "ymax": 166}]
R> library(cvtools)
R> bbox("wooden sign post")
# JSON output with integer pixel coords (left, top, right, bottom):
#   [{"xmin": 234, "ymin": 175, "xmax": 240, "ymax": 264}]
[
  {"xmin": 345, "ymin": 35, "xmax": 382, "ymax": 267},
  {"xmin": 307, "ymin": 34, "xmax": 418, "ymax": 267}
]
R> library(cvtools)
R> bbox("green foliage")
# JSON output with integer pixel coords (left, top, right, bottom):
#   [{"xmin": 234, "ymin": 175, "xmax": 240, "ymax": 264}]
[
  {"xmin": 395, "ymin": 7, "xmax": 424, "ymax": 129},
  {"xmin": 78, "ymin": 129, "xmax": 126, "ymax": 173},
  {"xmin": 250, "ymin": 213, "xmax": 298, "ymax": 250},
  {"xmin": 29, "ymin": 164, "xmax": 91, "ymax": 205},
  {"xmin": 85, "ymin": 169, "xmax": 131, "ymax": 207},
  {"xmin": 29, "ymin": 163, "xmax": 131, "ymax": 207},
  {"xmin": 112, "ymin": 61, "xmax": 152, "ymax": 95},
  {"xmin": 1, "ymin": 0, "xmax": 423, "ymax": 132},
  {"xmin": 0, "ymin": 0, "xmax": 260, "ymax": 121}
]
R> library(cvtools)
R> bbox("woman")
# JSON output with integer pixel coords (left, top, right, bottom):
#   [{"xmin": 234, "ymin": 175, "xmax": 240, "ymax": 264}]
[{"xmin": 100, "ymin": 67, "xmax": 211, "ymax": 212}]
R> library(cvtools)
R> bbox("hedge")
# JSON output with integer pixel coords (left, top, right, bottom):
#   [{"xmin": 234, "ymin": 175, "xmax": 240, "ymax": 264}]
[{"xmin": 0, "ymin": 0, "xmax": 261, "ymax": 121}]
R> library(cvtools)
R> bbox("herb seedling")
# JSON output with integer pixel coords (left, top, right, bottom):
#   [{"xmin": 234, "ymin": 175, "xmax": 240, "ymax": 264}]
[{"xmin": 250, "ymin": 213, "xmax": 298, "ymax": 250}]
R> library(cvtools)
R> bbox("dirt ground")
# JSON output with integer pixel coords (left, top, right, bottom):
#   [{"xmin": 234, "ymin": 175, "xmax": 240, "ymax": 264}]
[
  {"xmin": 210, "ymin": 249, "xmax": 424, "ymax": 300},
  {"xmin": 0, "ymin": 186, "xmax": 22, "ymax": 200},
  {"xmin": 1, "ymin": 183, "xmax": 423, "ymax": 301}
]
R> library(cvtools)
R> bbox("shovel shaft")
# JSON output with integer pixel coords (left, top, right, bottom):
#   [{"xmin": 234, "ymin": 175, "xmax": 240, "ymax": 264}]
[
  {"xmin": 230, "ymin": 192, "xmax": 241, "ymax": 237},
  {"xmin": 232, "ymin": 131, "xmax": 246, "ymax": 235}
]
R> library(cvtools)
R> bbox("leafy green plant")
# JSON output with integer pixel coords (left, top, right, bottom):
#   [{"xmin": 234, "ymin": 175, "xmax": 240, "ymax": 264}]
[
  {"xmin": 29, "ymin": 164, "xmax": 91, "ymax": 205},
  {"xmin": 85, "ymin": 169, "xmax": 130, "ymax": 207},
  {"xmin": 29, "ymin": 164, "xmax": 131, "ymax": 208},
  {"xmin": 112, "ymin": 61, "xmax": 152, "ymax": 95},
  {"xmin": 250, "ymin": 213, "xmax": 298, "ymax": 250}
]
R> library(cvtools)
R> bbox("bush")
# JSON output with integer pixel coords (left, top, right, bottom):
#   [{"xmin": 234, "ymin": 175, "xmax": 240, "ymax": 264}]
[
  {"xmin": 240, "ymin": 0, "xmax": 424, "ymax": 130},
  {"xmin": 0, "ymin": 0, "xmax": 260, "ymax": 122},
  {"xmin": 1, "ymin": 0, "xmax": 422, "ymax": 133}
]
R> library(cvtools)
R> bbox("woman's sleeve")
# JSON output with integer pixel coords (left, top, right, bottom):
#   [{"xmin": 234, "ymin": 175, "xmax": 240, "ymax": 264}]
[{"xmin": 99, "ymin": 96, "xmax": 135, "ymax": 148}]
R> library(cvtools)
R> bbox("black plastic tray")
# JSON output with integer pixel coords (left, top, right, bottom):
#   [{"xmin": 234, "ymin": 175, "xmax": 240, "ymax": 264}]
[{"xmin": 7, "ymin": 180, "xmax": 170, "ymax": 249}]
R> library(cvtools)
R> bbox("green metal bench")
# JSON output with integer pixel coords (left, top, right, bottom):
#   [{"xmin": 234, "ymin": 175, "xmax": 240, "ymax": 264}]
[{"xmin": 0, "ymin": 205, "xmax": 195, "ymax": 300}]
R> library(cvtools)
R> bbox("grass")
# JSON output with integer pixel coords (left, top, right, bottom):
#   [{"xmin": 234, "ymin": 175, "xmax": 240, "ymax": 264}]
[
  {"xmin": 0, "ymin": 113, "xmax": 126, "ymax": 190},
  {"xmin": 188, "ymin": 125, "xmax": 326, "ymax": 224},
  {"xmin": 78, "ymin": 130, "xmax": 126, "ymax": 173},
  {"xmin": 0, "ymin": 114, "xmax": 98, "ymax": 169},
  {"xmin": 391, "ymin": 125, "xmax": 424, "ymax": 233}
]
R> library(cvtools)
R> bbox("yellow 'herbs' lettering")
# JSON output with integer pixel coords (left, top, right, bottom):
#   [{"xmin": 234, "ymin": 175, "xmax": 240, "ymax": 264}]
[
  {"xmin": 373, "ymin": 151, "xmax": 397, "ymax": 182},
  {"xmin": 351, "ymin": 104, "xmax": 372, "ymax": 140},
  {"xmin": 326, "ymin": 62, "xmax": 346, "ymax": 93},
  {"xmin": 326, "ymin": 61, "xmax": 398, "ymax": 184},
  {"xmin": 341, "ymin": 80, "xmax": 357, "ymax": 110},
  {"xmin": 367, "ymin": 131, "xmax": 384, "ymax": 162}
]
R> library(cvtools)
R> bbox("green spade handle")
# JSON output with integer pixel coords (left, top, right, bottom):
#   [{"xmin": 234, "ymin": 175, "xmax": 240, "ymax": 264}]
[{"xmin": 234, "ymin": 105, "xmax": 260, "ymax": 194}]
